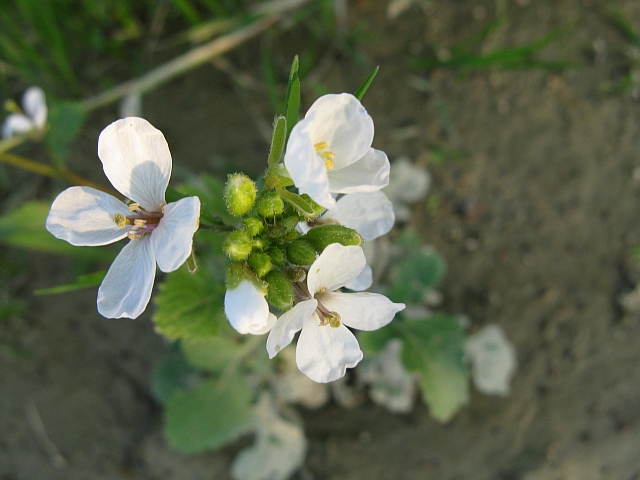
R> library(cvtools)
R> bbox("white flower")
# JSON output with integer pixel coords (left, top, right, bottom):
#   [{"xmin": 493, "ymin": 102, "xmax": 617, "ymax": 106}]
[
  {"xmin": 232, "ymin": 393, "xmax": 307, "ymax": 480},
  {"xmin": 358, "ymin": 338, "xmax": 417, "ymax": 413},
  {"xmin": 225, "ymin": 280, "xmax": 277, "ymax": 335},
  {"xmin": 383, "ymin": 157, "xmax": 431, "ymax": 222},
  {"xmin": 266, "ymin": 243, "xmax": 405, "ymax": 383},
  {"xmin": 284, "ymin": 93, "xmax": 390, "ymax": 208},
  {"xmin": 2, "ymin": 86, "xmax": 48, "ymax": 139},
  {"xmin": 464, "ymin": 325, "xmax": 517, "ymax": 396},
  {"xmin": 46, "ymin": 117, "xmax": 201, "ymax": 319}
]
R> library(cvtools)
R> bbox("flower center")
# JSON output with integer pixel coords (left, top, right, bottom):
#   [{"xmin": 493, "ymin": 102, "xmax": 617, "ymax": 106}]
[
  {"xmin": 293, "ymin": 282, "xmax": 341, "ymax": 328},
  {"xmin": 113, "ymin": 202, "xmax": 163, "ymax": 240},
  {"xmin": 314, "ymin": 141, "xmax": 335, "ymax": 170}
]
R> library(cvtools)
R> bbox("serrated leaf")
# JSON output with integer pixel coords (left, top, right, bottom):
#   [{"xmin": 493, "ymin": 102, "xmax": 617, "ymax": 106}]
[
  {"xmin": 387, "ymin": 248, "xmax": 446, "ymax": 304},
  {"xmin": 397, "ymin": 314, "xmax": 469, "ymax": 422},
  {"xmin": 284, "ymin": 56, "xmax": 300, "ymax": 139},
  {"xmin": 354, "ymin": 66, "xmax": 379, "ymax": 101},
  {"xmin": 34, "ymin": 270, "xmax": 105, "ymax": 295},
  {"xmin": 0, "ymin": 201, "xmax": 114, "ymax": 260},
  {"xmin": 182, "ymin": 336, "xmax": 242, "ymax": 373},
  {"xmin": 165, "ymin": 375, "xmax": 254, "ymax": 454},
  {"xmin": 153, "ymin": 266, "xmax": 226, "ymax": 341},
  {"xmin": 45, "ymin": 101, "xmax": 85, "ymax": 167}
]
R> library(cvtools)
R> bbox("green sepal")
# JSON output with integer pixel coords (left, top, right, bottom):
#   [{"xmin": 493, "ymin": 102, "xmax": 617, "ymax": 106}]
[
  {"xmin": 302, "ymin": 224, "xmax": 363, "ymax": 252},
  {"xmin": 284, "ymin": 55, "xmax": 301, "ymax": 140},
  {"xmin": 268, "ymin": 116, "xmax": 287, "ymax": 166},
  {"xmin": 226, "ymin": 261, "xmax": 259, "ymax": 290},
  {"xmin": 285, "ymin": 239, "xmax": 317, "ymax": 266},
  {"xmin": 277, "ymin": 188, "xmax": 318, "ymax": 219},
  {"xmin": 264, "ymin": 269, "xmax": 294, "ymax": 311},
  {"xmin": 264, "ymin": 164, "xmax": 294, "ymax": 189},
  {"xmin": 268, "ymin": 247, "xmax": 286, "ymax": 266},
  {"xmin": 354, "ymin": 65, "xmax": 379, "ymax": 101}
]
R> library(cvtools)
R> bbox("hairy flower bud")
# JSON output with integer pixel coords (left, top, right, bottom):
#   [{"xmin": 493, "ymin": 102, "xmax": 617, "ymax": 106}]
[
  {"xmin": 285, "ymin": 239, "xmax": 317, "ymax": 266},
  {"xmin": 248, "ymin": 251, "xmax": 273, "ymax": 278},
  {"xmin": 269, "ymin": 247, "xmax": 286, "ymax": 266},
  {"xmin": 256, "ymin": 190, "xmax": 284, "ymax": 218},
  {"xmin": 264, "ymin": 269, "xmax": 294, "ymax": 311},
  {"xmin": 224, "ymin": 173, "xmax": 257, "ymax": 217},
  {"xmin": 243, "ymin": 216, "xmax": 264, "ymax": 237},
  {"xmin": 223, "ymin": 230, "xmax": 253, "ymax": 261}
]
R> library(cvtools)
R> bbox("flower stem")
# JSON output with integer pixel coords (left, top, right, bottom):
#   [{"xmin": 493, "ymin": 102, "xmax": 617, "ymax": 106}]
[{"xmin": 0, "ymin": 151, "xmax": 122, "ymax": 199}]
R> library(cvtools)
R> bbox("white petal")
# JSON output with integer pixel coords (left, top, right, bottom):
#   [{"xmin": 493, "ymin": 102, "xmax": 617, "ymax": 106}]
[
  {"xmin": 465, "ymin": 325, "xmax": 517, "ymax": 396},
  {"xmin": 327, "ymin": 148, "xmax": 390, "ymax": 194},
  {"xmin": 284, "ymin": 118, "xmax": 335, "ymax": 208},
  {"xmin": 46, "ymin": 186, "xmax": 131, "ymax": 246},
  {"xmin": 266, "ymin": 299, "xmax": 317, "ymax": 359},
  {"xmin": 343, "ymin": 263, "xmax": 373, "ymax": 291},
  {"xmin": 296, "ymin": 318, "xmax": 363, "ymax": 383},
  {"xmin": 225, "ymin": 280, "xmax": 273, "ymax": 335},
  {"xmin": 22, "ymin": 87, "xmax": 47, "ymax": 128},
  {"xmin": 305, "ymin": 93, "xmax": 374, "ymax": 170},
  {"xmin": 97, "ymin": 237, "xmax": 156, "ymax": 319},
  {"xmin": 98, "ymin": 117, "xmax": 172, "ymax": 212},
  {"xmin": 2, "ymin": 114, "xmax": 33, "ymax": 139},
  {"xmin": 324, "ymin": 191, "xmax": 395, "ymax": 241},
  {"xmin": 318, "ymin": 291, "xmax": 405, "ymax": 331},
  {"xmin": 306, "ymin": 243, "xmax": 366, "ymax": 295},
  {"xmin": 151, "ymin": 196, "xmax": 200, "ymax": 272},
  {"xmin": 383, "ymin": 157, "xmax": 431, "ymax": 203}
]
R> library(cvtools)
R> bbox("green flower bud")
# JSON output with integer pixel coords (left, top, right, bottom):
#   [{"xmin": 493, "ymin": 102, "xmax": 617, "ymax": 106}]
[
  {"xmin": 243, "ymin": 217, "xmax": 264, "ymax": 237},
  {"xmin": 264, "ymin": 270, "xmax": 294, "ymax": 311},
  {"xmin": 269, "ymin": 247, "xmax": 286, "ymax": 266},
  {"xmin": 302, "ymin": 225, "xmax": 363, "ymax": 253},
  {"xmin": 282, "ymin": 216, "xmax": 300, "ymax": 233},
  {"xmin": 248, "ymin": 251, "xmax": 273, "ymax": 278},
  {"xmin": 223, "ymin": 230, "xmax": 253, "ymax": 261},
  {"xmin": 256, "ymin": 190, "xmax": 284, "ymax": 218},
  {"xmin": 285, "ymin": 239, "xmax": 317, "ymax": 266},
  {"xmin": 285, "ymin": 267, "xmax": 306, "ymax": 283},
  {"xmin": 264, "ymin": 164, "xmax": 294, "ymax": 189},
  {"xmin": 224, "ymin": 173, "xmax": 257, "ymax": 217}
]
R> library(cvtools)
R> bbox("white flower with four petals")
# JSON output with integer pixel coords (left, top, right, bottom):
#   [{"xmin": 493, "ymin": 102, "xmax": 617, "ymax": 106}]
[
  {"xmin": 2, "ymin": 86, "xmax": 48, "ymax": 139},
  {"xmin": 284, "ymin": 93, "xmax": 390, "ymax": 208},
  {"xmin": 46, "ymin": 117, "xmax": 201, "ymax": 319},
  {"xmin": 266, "ymin": 243, "xmax": 405, "ymax": 383}
]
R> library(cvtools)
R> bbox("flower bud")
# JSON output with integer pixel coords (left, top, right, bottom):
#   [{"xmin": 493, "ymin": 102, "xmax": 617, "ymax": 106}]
[
  {"xmin": 285, "ymin": 239, "xmax": 317, "ymax": 266},
  {"xmin": 226, "ymin": 261, "xmax": 255, "ymax": 290},
  {"xmin": 256, "ymin": 190, "xmax": 284, "ymax": 218},
  {"xmin": 264, "ymin": 269, "xmax": 294, "ymax": 311},
  {"xmin": 224, "ymin": 173, "xmax": 257, "ymax": 217},
  {"xmin": 301, "ymin": 225, "xmax": 363, "ymax": 253},
  {"xmin": 269, "ymin": 247, "xmax": 286, "ymax": 266},
  {"xmin": 243, "ymin": 216, "xmax": 264, "ymax": 237},
  {"xmin": 223, "ymin": 230, "xmax": 253, "ymax": 261},
  {"xmin": 248, "ymin": 251, "xmax": 273, "ymax": 278}
]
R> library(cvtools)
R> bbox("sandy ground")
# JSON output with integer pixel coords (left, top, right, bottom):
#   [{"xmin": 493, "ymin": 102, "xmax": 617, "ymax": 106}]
[{"xmin": 2, "ymin": 1, "xmax": 640, "ymax": 479}]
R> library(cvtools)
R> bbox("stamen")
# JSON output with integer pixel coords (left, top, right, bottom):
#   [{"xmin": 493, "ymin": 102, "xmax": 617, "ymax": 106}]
[
  {"xmin": 134, "ymin": 219, "xmax": 147, "ymax": 228},
  {"xmin": 127, "ymin": 232, "xmax": 143, "ymax": 240},
  {"xmin": 328, "ymin": 313, "xmax": 341, "ymax": 328},
  {"xmin": 127, "ymin": 202, "xmax": 140, "ymax": 212},
  {"xmin": 314, "ymin": 141, "xmax": 336, "ymax": 170},
  {"xmin": 113, "ymin": 213, "xmax": 127, "ymax": 228},
  {"xmin": 314, "ymin": 141, "xmax": 329, "ymax": 152}
]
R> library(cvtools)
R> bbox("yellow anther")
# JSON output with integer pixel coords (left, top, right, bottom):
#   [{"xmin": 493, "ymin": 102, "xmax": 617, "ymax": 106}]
[
  {"xmin": 314, "ymin": 141, "xmax": 329, "ymax": 152},
  {"xmin": 127, "ymin": 202, "xmax": 140, "ymax": 212},
  {"xmin": 127, "ymin": 231, "xmax": 143, "ymax": 240},
  {"xmin": 114, "ymin": 213, "xmax": 127, "ymax": 228},
  {"xmin": 134, "ymin": 219, "xmax": 147, "ymax": 227}
]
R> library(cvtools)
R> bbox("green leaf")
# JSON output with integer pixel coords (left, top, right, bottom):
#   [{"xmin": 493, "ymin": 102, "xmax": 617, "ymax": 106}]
[
  {"xmin": 45, "ymin": 101, "xmax": 85, "ymax": 168},
  {"xmin": 34, "ymin": 270, "xmax": 105, "ymax": 295},
  {"xmin": 284, "ymin": 55, "xmax": 300, "ymax": 140},
  {"xmin": 387, "ymin": 248, "xmax": 446, "ymax": 304},
  {"xmin": 268, "ymin": 116, "xmax": 287, "ymax": 166},
  {"xmin": 182, "ymin": 336, "xmax": 243, "ymax": 373},
  {"xmin": 152, "ymin": 351, "xmax": 196, "ymax": 404},
  {"xmin": 164, "ymin": 375, "xmax": 253, "ymax": 454},
  {"xmin": 397, "ymin": 315, "xmax": 469, "ymax": 422},
  {"xmin": 0, "ymin": 201, "xmax": 114, "ymax": 260},
  {"xmin": 354, "ymin": 66, "xmax": 379, "ymax": 100},
  {"xmin": 153, "ymin": 266, "xmax": 226, "ymax": 341}
]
